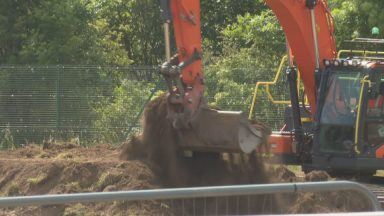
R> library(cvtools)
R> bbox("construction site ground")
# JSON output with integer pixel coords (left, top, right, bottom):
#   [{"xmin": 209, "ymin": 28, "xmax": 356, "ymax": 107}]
[{"xmin": 0, "ymin": 142, "xmax": 374, "ymax": 216}]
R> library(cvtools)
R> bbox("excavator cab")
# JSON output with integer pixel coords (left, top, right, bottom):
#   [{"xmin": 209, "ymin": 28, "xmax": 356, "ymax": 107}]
[
  {"xmin": 310, "ymin": 59, "xmax": 384, "ymax": 173},
  {"xmin": 317, "ymin": 64, "xmax": 362, "ymax": 153}
]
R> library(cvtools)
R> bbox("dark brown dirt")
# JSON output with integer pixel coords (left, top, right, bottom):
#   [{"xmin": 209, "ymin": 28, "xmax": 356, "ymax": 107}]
[
  {"xmin": 0, "ymin": 143, "xmax": 170, "ymax": 216},
  {"xmin": 0, "ymin": 144, "xmax": 373, "ymax": 215},
  {"xmin": 288, "ymin": 171, "xmax": 372, "ymax": 213}
]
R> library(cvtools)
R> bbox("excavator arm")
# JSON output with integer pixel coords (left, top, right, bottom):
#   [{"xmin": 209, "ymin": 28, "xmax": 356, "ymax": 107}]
[
  {"xmin": 158, "ymin": 0, "xmax": 336, "ymax": 153},
  {"xmin": 160, "ymin": 0, "xmax": 204, "ymax": 128},
  {"xmin": 266, "ymin": 0, "xmax": 336, "ymax": 114}
]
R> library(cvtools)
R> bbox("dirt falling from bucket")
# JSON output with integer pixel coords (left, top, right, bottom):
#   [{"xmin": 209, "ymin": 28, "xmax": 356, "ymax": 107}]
[{"xmin": 120, "ymin": 94, "xmax": 278, "ymax": 214}]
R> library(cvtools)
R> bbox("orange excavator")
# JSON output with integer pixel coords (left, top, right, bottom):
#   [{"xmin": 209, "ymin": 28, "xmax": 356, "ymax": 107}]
[{"xmin": 159, "ymin": 0, "xmax": 384, "ymax": 174}]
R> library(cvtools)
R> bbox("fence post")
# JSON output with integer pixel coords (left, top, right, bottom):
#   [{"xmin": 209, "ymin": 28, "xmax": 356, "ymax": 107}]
[
  {"xmin": 126, "ymin": 81, "xmax": 161, "ymax": 136},
  {"xmin": 55, "ymin": 66, "xmax": 61, "ymax": 131}
]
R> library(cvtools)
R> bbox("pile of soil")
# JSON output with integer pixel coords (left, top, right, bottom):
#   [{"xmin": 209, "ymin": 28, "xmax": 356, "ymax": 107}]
[
  {"xmin": 0, "ymin": 94, "xmax": 373, "ymax": 215},
  {"xmin": 0, "ymin": 144, "xmax": 168, "ymax": 216},
  {"xmin": 267, "ymin": 168, "xmax": 372, "ymax": 213},
  {"xmin": 0, "ymin": 145, "xmax": 373, "ymax": 215}
]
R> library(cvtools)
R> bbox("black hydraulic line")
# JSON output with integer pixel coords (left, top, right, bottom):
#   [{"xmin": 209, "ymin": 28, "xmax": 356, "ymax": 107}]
[
  {"xmin": 314, "ymin": 68, "xmax": 330, "ymax": 122},
  {"xmin": 312, "ymin": 68, "xmax": 330, "ymax": 154},
  {"xmin": 159, "ymin": 0, "xmax": 171, "ymax": 23},
  {"xmin": 305, "ymin": 0, "xmax": 317, "ymax": 9},
  {"xmin": 286, "ymin": 67, "xmax": 304, "ymax": 154}
]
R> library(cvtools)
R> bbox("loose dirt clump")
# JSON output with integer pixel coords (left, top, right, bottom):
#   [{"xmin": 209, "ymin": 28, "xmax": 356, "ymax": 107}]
[
  {"xmin": 288, "ymin": 171, "xmax": 371, "ymax": 213},
  {"xmin": 266, "ymin": 169, "xmax": 371, "ymax": 213},
  {"xmin": 305, "ymin": 170, "xmax": 331, "ymax": 182},
  {"xmin": 269, "ymin": 165, "xmax": 297, "ymax": 182}
]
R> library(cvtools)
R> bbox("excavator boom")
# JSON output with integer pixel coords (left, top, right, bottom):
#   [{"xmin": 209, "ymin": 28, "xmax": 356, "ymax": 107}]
[
  {"xmin": 266, "ymin": 0, "xmax": 336, "ymax": 114},
  {"xmin": 159, "ymin": 0, "xmax": 336, "ymax": 153}
]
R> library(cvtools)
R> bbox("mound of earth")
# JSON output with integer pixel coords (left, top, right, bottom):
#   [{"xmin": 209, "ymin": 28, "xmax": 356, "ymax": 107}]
[
  {"xmin": 266, "ymin": 168, "xmax": 372, "ymax": 213},
  {"xmin": 0, "ymin": 143, "xmax": 168, "ymax": 216},
  {"xmin": 0, "ymin": 143, "xmax": 373, "ymax": 215}
]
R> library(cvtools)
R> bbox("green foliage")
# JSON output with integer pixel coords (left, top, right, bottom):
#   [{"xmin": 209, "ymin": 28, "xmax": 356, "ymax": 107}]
[
  {"xmin": 0, "ymin": 0, "xmax": 130, "ymax": 65},
  {"xmin": 2, "ymin": 0, "xmax": 384, "ymax": 65},
  {"xmin": 6, "ymin": 183, "xmax": 20, "ymax": 196},
  {"xmin": 93, "ymin": 0, "xmax": 164, "ymax": 65},
  {"xmin": 93, "ymin": 79, "xmax": 155, "ymax": 143},
  {"xmin": 94, "ymin": 171, "xmax": 122, "ymax": 191},
  {"xmin": 201, "ymin": 0, "xmax": 266, "ymax": 53},
  {"xmin": 330, "ymin": 0, "xmax": 384, "ymax": 47},
  {"xmin": 0, "ymin": 125, "xmax": 15, "ymax": 150},
  {"xmin": 222, "ymin": 10, "xmax": 285, "ymax": 63},
  {"xmin": 205, "ymin": 11, "xmax": 285, "ymax": 112},
  {"xmin": 27, "ymin": 173, "xmax": 48, "ymax": 186}
]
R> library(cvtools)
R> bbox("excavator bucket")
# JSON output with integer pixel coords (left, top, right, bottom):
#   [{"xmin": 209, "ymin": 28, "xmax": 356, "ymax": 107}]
[{"xmin": 178, "ymin": 108, "xmax": 264, "ymax": 153}]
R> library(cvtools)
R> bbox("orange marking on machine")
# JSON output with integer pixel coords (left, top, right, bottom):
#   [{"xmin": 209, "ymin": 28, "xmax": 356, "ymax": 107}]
[
  {"xmin": 376, "ymin": 145, "xmax": 384, "ymax": 159},
  {"xmin": 268, "ymin": 133, "xmax": 294, "ymax": 155}
]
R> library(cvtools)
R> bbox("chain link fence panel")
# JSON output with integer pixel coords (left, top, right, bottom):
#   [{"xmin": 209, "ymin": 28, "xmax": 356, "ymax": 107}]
[{"xmin": 0, "ymin": 65, "xmax": 290, "ymax": 148}]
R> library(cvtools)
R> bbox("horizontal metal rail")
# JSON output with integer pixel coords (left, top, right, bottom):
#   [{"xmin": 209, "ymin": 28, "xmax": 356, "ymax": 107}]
[
  {"xmin": 0, "ymin": 181, "xmax": 381, "ymax": 211},
  {"xmin": 248, "ymin": 55, "xmax": 307, "ymax": 120},
  {"xmin": 282, "ymin": 213, "xmax": 384, "ymax": 216}
]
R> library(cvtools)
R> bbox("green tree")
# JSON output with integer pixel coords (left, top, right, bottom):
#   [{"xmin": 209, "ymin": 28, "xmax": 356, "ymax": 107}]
[
  {"xmin": 201, "ymin": 0, "xmax": 266, "ymax": 53},
  {"xmin": 204, "ymin": 10, "xmax": 286, "ymax": 115},
  {"xmin": 0, "ymin": 0, "xmax": 129, "ymax": 65},
  {"xmin": 93, "ymin": 79, "xmax": 157, "ymax": 143},
  {"xmin": 93, "ymin": 0, "xmax": 165, "ymax": 65},
  {"xmin": 330, "ymin": 0, "xmax": 384, "ymax": 47}
]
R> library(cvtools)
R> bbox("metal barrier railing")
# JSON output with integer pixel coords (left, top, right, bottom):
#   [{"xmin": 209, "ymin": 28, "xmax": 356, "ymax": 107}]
[
  {"xmin": 249, "ymin": 55, "xmax": 289, "ymax": 120},
  {"xmin": 338, "ymin": 50, "xmax": 384, "ymax": 60},
  {"xmin": 0, "ymin": 181, "xmax": 381, "ymax": 212},
  {"xmin": 248, "ymin": 55, "xmax": 307, "ymax": 120}
]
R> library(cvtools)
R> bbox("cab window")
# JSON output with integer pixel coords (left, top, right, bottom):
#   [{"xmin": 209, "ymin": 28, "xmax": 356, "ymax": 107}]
[{"xmin": 319, "ymin": 71, "xmax": 362, "ymax": 153}]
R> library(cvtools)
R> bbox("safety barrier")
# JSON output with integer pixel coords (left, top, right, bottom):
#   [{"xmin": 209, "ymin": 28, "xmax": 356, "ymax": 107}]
[
  {"xmin": 248, "ymin": 55, "xmax": 307, "ymax": 120},
  {"xmin": 0, "ymin": 181, "xmax": 381, "ymax": 212}
]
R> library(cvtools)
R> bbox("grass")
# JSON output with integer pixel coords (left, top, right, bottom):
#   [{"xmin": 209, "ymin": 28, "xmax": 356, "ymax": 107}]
[
  {"xmin": 63, "ymin": 203, "xmax": 87, "ymax": 216},
  {"xmin": 95, "ymin": 172, "xmax": 122, "ymax": 191},
  {"xmin": 55, "ymin": 152, "xmax": 74, "ymax": 160},
  {"xmin": 286, "ymin": 165, "xmax": 304, "ymax": 177},
  {"xmin": 266, "ymin": 163, "xmax": 305, "ymax": 177},
  {"xmin": 6, "ymin": 183, "xmax": 20, "ymax": 196},
  {"xmin": 27, "ymin": 173, "xmax": 48, "ymax": 186},
  {"xmin": 65, "ymin": 182, "xmax": 82, "ymax": 193}
]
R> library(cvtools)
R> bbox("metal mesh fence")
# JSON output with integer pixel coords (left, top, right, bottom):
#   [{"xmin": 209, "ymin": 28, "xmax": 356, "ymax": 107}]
[{"xmin": 0, "ymin": 65, "xmax": 290, "ymax": 148}]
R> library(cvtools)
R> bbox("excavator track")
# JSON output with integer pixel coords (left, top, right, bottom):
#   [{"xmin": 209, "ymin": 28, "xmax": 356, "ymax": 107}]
[
  {"xmin": 364, "ymin": 184, "xmax": 384, "ymax": 208},
  {"xmin": 354, "ymin": 176, "xmax": 384, "ymax": 208}
]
